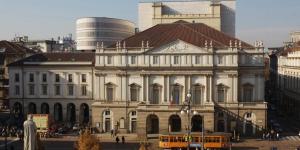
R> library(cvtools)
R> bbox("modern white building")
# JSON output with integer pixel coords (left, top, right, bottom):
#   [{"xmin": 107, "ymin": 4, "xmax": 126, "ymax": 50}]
[
  {"xmin": 76, "ymin": 17, "xmax": 135, "ymax": 50},
  {"xmin": 138, "ymin": 0, "xmax": 236, "ymax": 37}
]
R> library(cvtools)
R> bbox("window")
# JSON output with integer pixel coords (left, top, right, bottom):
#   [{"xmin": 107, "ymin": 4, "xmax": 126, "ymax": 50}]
[
  {"xmin": 68, "ymin": 74, "xmax": 73, "ymax": 83},
  {"xmin": 246, "ymin": 113, "xmax": 252, "ymax": 118},
  {"xmin": 153, "ymin": 56, "xmax": 159, "ymax": 64},
  {"xmin": 193, "ymin": 85, "xmax": 203, "ymax": 105},
  {"xmin": 217, "ymin": 84, "xmax": 227, "ymax": 102},
  {"xmin": 174, "ymin": 56, "xmax": 179, "ymax": 64},
  {"xmin": 105, "ymin": 110, "xmax": 110, "ymax": 115},
  {"xmin": 55, "ymin": 85, "xmax": 60, "ymax": 95},
  {"xmin": 131, "ymin": 56, "xmax": 136, "ymax": 64},
  {"xmin": 29, "ymin": 85, "xmax": 34, "ymax": 95},
  {"xmin": 68, "ymin": 85, "xmax": 74, "ymax": 96},
  {"xmin": 81, "ymin": 85, "xmax": 87, "ymax": 96},
  {"xmin": 130, "ymin": 84, "xmax": 139, "ymax": 102},
  {"xmin": 218, "ymin": 56, "xmax": 223, "ymax": 64},
  {"xmin": 29, "ymin": 73, "xmax": 34, "ymax": 82},
  {"xmin": 195, "ymin": 56, "xmax": 201, "ymax": 64},
  {"xmin": 171, "ymin": 85, "xmax": 181, "ymax": 104},
  {"xmin": 42, "ymin": 85, "xmax": 47, "ymax": 95},
  {"xmin": 243, "ymin": 84, "xmax": 253, "ymax": 102},
  {"xmin": 15, "ymin": 73, "xmax": 19, "ymax": 82},
  {"xmin": 107, "ymin": 56, "xmax": 112, "ymax": 64},
  {"xmin": 55, "ymin": 74, "xmax": 60, "ymax": 82},
  {"xmin": 81, "ymin": 74, "xmax": 87, "ymax": 83},
  {"xmin": 106, "ymin": 84, "xmax": 114, "ymax": 102},
  {"xmin": 42, "ymin": 73, "xmax": 47, "ymax": 82},
  {"xmin": 151, "ymin": 84, "xmax": 160, "ymax": 104},
  {"xmin": 15, "ymin": 85, "xmax": 20, "ymax": 95},
  {"xmin": 131, "ymin": 111, "xmax": 137, "ymax": 116}
]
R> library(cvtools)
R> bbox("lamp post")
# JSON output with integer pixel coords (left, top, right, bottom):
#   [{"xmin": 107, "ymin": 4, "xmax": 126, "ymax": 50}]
[{"xmin": 181, "ymin": 92, "xmax": 204, "ymax": 150}]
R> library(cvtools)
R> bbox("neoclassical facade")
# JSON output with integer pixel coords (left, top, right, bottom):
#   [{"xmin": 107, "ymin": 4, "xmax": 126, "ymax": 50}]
[
  {"xmin": 277, "ymin": 42, "xmax": 300, "ymax": 120},
  {"xmin": 9, "ymin": 53, "xmax": 94, "ymax": 125},
  {"xmin": 8, "ymin": 22, "xmax": 267, "ymax": 137},
  {"xmin": 91, "ymin": 21, "xmax": 266, "ymax": 137}
]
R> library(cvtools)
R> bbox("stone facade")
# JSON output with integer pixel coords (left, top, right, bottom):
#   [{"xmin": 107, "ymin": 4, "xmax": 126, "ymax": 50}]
[
  {"xmin": 277, "ymin": 44, "xmax": 300, "ymax": 120},
  {"xmin": 138, "ymin": 0, "xmax": 236, "ymax": 36}
]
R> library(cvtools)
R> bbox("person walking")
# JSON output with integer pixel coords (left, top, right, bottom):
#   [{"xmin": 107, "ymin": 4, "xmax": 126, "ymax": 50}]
[
  {"xmin": 116, "ymin": 136, "xmax": 120, "ymax": 143},
  {"xmin": 111, "ymin": 129, "xmax": 114, "ymax": 137},
  {"xmin": 122, "ymin": 136, "xmax": 125, "ymax": 144},
  {"xmin": 276, "ymin": 132, "xmax": 279, "ymax": 140}
]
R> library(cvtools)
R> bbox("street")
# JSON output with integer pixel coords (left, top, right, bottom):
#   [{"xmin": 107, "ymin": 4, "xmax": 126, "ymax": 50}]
[{"xmin": 0, "ymin": 138, "xmax": 140, "ymax": 150}]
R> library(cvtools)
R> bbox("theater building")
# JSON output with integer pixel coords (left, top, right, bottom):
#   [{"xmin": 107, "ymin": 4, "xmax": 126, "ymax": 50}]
[{"xmin": 91, "ymin": 21, "xmax": 267, "ymax": 137}]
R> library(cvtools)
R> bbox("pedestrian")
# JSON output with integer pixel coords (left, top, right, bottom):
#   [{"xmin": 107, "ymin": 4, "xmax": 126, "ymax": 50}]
[
  {"xmin": 266, "ymin": 132, "xmax": 270, "ymax": 141},
  {"xmin": 262, "ymin": 132, "xmax": 265, "ymax": 140},
  {"xmin": 298, "ymin": 131, "xmax": 300, "ymax": 137},
  {"xmin": 122, "ymin": 136, "xmax": 125, "ymax": 144},
  {"xmin": 111, "ymin": 129, "xmax": 114, "ymax": 137},
  {"xmin": 276, "ymin": 132, "xmax": 279, "ymax": 140},
  {"xmin": 116, "ymin": 136, "xmax": 120, "ymax": 143}
]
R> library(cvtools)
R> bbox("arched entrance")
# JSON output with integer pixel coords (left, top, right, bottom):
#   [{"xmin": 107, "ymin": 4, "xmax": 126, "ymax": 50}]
[
  {"xmin": 41, "ymin": 103, "xmax": 49, "ymax": 114},
  {"xmin": 12, "ymin": 102, "xmax": 22, "ymax": 118},
  {"xmin": 217, "ymin": 120, "xmax": 225, "ymax": 132},
  {"xmin": 191, "ymin": 115, "xmax": 202, "ymax": 132},
  {"xmin": 66, "ymin": 103, "xmax": 76, "ymax": 124},
  {"xmin": 146, "ymin": 114, "xmax": 159, "ymax": 134},
  {"xmin": 169, "ymin": 114, "xmax": 181, "ymax": 132},
  {"xmin": 80, "ymin": 103, "xmax": 89, "ymax": 125},
  {"xmin": 54, "ymin": 103, "xmax": 63, "ymax": 122},
  {"xmin": 28, "ymin": 103, "xmax": 36, "ymax": 114},
  {"xmin": 243, "ymin": 112, "xmax": 256, "ymax": 136}
]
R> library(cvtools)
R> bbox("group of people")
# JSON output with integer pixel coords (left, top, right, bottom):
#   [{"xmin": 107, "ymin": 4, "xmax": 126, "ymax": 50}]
[
  {"xmin": 0, "ymin": 126, "xmax": 23, "ymax": 140},
  {"xmin": 262, "ymin": 129, "xmax": 280, "ymax": 141},
  {"xmin": 115, "ymin": 136, "xmax": 125, "ymax": 144}
]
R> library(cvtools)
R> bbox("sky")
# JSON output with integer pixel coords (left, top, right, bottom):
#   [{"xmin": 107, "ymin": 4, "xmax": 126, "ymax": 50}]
[{"xmin": 0, "ymin": 0, "xmax": 299, "ymax": 47}]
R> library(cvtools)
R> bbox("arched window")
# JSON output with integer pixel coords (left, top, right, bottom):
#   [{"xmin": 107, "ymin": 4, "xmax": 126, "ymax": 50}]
[
  {"xmin": 171, "ymin": 84, "xmax": 182, "ymax": 105},
  {"xmin": 193, "ymin": 84, "xmax": 204, "ymax": 105},
  {"xmin": 106, "ymin": 83, "xmax": 115, "ymax": 102},
  {"xmin": 217, "ymin": 84, "xmax": 228, "ymax": 103},
  {"xmin": 130, "ymin": 83, "xmax": 140, "ymax": 102},
  {"xmin": 243, "ymin": 83, "xmax": 254, "ymax": 102},
  {"xmin": 151, "ymin": 84, "xmax": 161, "ymax": 104}
]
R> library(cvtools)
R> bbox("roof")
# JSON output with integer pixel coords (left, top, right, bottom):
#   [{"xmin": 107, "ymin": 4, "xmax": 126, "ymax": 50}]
[
  {"xmin": 0, "ymin": 40, "xmax": 37, "ymax": 54},
  {"xmin": 109, "ymin": 21, "xmax": 253, "ymax": 49},
  {"xmin": 8, "ymin": 52, "xmax": 95, "ymax": 66},
  {"xmin": 281, "ymin": 41, "xmax": 300, "ymax": 56}
]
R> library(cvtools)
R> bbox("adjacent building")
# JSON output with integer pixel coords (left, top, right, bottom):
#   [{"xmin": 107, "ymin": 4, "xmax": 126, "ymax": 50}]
[
  {"xmin": 277, "ymin": 41, "xmax": 300, "ymax": 120},
  {"xmin": 8, "ymin": 52, "xmax": 95, "ymax": 125},
  {"xmin": 12, "ymin": 35, "xmax": 76, "ymax": 53},
  {"xmin": 0, "ymin": 41, "xmax": 36, "ymax": 109},
  {"xmin": 76, "ymin": 17, "xmax": 135, "ymax": 50},
  {"xmin": 138, "ymin": 0, "xmax": 236, "ymax": 36}
]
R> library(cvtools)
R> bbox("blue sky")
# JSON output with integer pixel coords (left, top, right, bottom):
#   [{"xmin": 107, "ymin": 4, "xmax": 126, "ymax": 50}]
[{"xmin": 0, "ymin": 0, "xmax": 299, "ymax": 47}]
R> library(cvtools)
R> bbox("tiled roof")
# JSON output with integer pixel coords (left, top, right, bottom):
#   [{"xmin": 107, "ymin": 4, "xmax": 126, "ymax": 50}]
[
  {"xmin": 109, "ymin": 21, "xmax": 254, "ymax": 49},
  {"xmin": 0, "ymin": 40, "xmax": 37, "ymax": 54},
  {"xmin": 9, "ymin": 52, "xmax": 95, "ymax": 66}
]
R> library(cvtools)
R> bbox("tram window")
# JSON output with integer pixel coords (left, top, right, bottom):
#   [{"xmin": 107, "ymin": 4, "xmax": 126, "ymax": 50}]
[{"xmin": 178, "ymin": 137, "xmax": 183, "ymax": 142}]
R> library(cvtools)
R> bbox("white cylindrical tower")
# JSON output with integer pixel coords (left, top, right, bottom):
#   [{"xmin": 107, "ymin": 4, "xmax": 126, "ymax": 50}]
[{"xmin": 76, "ymin": 17, "xmax": 135, "ymax": 50}]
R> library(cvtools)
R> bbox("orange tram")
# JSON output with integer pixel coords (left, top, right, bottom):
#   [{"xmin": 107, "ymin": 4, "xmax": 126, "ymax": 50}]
[{"xmin": 159, "ymin": 132, "xmax": 231, "ymax": 150}]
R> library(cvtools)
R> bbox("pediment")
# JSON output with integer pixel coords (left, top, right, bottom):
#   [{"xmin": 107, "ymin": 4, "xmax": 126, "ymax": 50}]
[{"xmin": 145, "ymin": 39, "xmax": 210, "ymax": 54}]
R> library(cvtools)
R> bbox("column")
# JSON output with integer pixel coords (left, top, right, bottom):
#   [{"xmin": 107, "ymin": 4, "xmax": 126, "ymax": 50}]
[
  {"xmin": 164, "ymin": 75, "xmax": 170, "ymax": 103},
  {"xmin": 233, "ymin": 75, "xmax": 238, "ymax": 102},
  {"xmin": 121, "ymin": 75, "xmax": 127, "ymax": 101},
  {"xmin": 99, "ymin": 74, "xmax": 105, "ymax": 100},
  {"xmin": 255, "ymin": 74, "xmax": 259, "ymax": 101},
  {"xmin": 144, "ymin": 75, "xmax": 149, "ymax": 102},
  {"xmin": 35, "ymin": 72, "xmax": 40, "ymax": 98}
]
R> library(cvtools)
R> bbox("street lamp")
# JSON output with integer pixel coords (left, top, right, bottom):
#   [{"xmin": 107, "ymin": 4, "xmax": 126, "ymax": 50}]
[{"xmin": 180, "ymin": 91, "xmax": 204, "ymax": 150}]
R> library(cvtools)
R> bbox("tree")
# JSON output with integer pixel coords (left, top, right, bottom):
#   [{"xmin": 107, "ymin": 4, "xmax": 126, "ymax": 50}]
[{"xmin": 76, "ymin": 130, "xmax": 100, "ymax": 150}]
